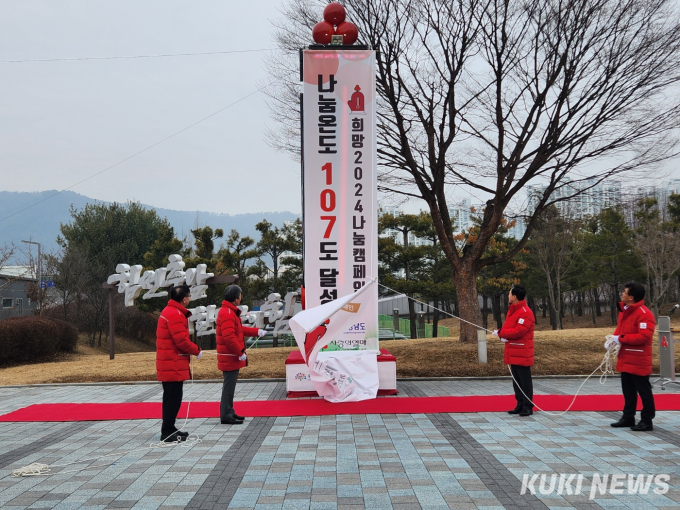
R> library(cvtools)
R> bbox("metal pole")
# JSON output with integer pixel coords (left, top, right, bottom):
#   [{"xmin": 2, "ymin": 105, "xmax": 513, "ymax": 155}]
[
  {"xmin": 37, "ymin": 243, "xmax": 41, "ymax": 315},
  {"xmin": 392, "ymin": 308, "xmax": 399, "ymax": 339},
  {"xmin": 653, "ymin": 316, "xmax": 677, "ymax": 388},
  {"xmin": 477, "ymin": 329, "xmax": 488, "ymax": 364}
]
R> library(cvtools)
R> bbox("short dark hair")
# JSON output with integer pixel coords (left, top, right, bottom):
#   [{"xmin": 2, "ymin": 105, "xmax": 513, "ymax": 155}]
[
  {"xmin": 170, "ymin": 284, "xmax": 191, "ymax": 303},
  {"xmin": 224, "ymin": 285, "xmax": 242, "ymax": 303},
  {"xmin": 510, "ymin": 285, "xmax": 527, "ymax": 301},
  {"xmin": 624, "ymin": 282, "xmax": 646, "ymax": 303}
]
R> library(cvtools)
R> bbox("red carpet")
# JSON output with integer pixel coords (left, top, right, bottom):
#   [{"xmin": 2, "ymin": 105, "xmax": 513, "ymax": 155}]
[{"xmin": 1, "ymin": 394, "xmax": 679, "ymax": 422}]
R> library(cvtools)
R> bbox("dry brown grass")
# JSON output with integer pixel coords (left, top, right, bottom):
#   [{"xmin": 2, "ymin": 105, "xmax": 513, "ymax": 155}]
[{"xmin": 1, "ymin": 326, "xmax": 676, "ymax": 386}]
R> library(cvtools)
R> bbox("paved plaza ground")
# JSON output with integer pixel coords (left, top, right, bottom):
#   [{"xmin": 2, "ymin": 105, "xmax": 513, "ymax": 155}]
[{"xmin": 1, "ymin": 377, "xmax": 679, "ymax": 509}]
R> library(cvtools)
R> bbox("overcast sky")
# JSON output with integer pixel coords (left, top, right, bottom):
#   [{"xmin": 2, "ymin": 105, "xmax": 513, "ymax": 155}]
[
  {"xmin": 2, "ymin": 1, "xmax": 679, "ymax": 222},
  {"xmin": 0, "ymin": 0, "xmax": 307, "ymax": 215}
]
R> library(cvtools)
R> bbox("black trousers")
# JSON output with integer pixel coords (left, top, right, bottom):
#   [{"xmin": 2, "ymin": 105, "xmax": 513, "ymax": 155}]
[
  {"xmin": 161, "ymin": 381, "xmax": 184, "ymax": 436},
  {"xmin": 621, "ymin": 372, "xmax": 656, "ymax": 423},
  {"xmin": 510, "ymin": 364, "xmax": 533, "ymax": 411},
  {"xmin": 220, "ymin": 370, "xmax": 240, "ymax": 421}
]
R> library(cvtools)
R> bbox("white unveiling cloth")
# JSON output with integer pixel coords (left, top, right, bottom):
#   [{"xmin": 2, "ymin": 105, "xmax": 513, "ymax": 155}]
[{"xmin": 289, "ymin": 280, "xmax": 378, "ymax": 403}]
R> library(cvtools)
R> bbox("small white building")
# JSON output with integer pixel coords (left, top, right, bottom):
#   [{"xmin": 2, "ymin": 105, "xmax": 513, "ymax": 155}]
[{"xmin": 0, "ymin": 266, "xmax": 38, "ymax": 320}]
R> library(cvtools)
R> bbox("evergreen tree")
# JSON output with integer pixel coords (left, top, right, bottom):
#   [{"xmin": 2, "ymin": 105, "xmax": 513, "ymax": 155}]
[{"xmin": 57, "ymin": 201, "xmax": 179, "ymax": 345}]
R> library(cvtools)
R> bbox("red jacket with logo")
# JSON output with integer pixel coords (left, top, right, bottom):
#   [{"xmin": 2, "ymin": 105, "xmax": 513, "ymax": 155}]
[
  {"xmin": 499, "ymin": 300, "xmax": 535, "ymax": 366},
  {"xmin": 156, "ymin": 300, "xmax": 201, "ymax": 382},
  {"xmin": 613, "ymin": 300, "xmax": 655, "ymax": 376},
  {"xmin": 216, "ymin": 301, "xmax": 259, "ymax": 372}
]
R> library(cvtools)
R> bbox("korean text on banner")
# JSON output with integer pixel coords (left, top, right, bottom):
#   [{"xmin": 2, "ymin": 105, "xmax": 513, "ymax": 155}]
[{"xmin": 302, "ymin": 49, "xmax": 378, "ymax": 352}]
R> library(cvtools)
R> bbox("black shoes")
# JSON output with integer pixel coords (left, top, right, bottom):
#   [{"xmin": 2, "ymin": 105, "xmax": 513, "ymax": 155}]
[
  {"xmin": 161, "ymin": 430, "xmax": 188, "ymax": 442},
  {"xmin": 610, "ymin": 418, "xmax": 635, "ymax": 428},
  {"xmin": 234, "ymin": 414, "xmax": 245, "ymax": 421},
  {"xmin": 610, "ymin": 418, "xmax": 653, "ymax": 431},
  {"xmin": 508, "ymin": 407, "xmax": 533, "ymax": 416},
  {"xmin": 221, "ymin": 418, "xmax": 244, "ymax": 425},
  {"xmin": 630, "ymin": 421, "xmax": 653, "ymax": 431}
]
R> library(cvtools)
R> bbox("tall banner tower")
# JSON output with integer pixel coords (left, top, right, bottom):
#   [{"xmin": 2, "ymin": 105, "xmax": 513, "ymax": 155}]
[{"xmin": 301, "ymin": 12, "xmax": 378, "ymax": 354}]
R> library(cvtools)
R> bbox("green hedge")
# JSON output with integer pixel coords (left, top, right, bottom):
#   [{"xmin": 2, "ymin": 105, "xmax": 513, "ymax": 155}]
[
  {"xmin": 44, "ymin": 317, "xmax": 79, "ymax": 353},
  {"xmin": 0, "ymin": 316, "xmax": 79, "ymax": 366}
]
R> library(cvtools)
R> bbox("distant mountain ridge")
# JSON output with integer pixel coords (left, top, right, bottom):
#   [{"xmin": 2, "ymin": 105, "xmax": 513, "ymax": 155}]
[{"xmin": 0, "ymin": 190, "xmax": 299, "ymax": 254}]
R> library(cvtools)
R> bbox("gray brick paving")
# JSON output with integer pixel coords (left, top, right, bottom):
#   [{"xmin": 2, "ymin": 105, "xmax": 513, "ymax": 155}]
[
  {"xmin": 186, "ymin": 417, "xmax": 277, "ymax": 509},
  {"xmin": 123, "ymin": 386, "xmax": 163, "ymax": 404},
  {"xmin": 0, "ymin": 378, "xmax": 679, "ymax": 509},
  {"xmin": 401, "ymin": 381, "xmax": 547, "ymax": 509},
  {"xmin": 600, "ymin": 410, "xmax": 680, "ymax": 449},
  {"xmin": 0, "ymin": 422, "xmax": 95, "ymax": 470}
]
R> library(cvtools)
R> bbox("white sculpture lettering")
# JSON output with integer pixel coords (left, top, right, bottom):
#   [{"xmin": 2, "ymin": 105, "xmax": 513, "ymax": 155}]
[
  {"xmin": 107, "ymin": 256, "xmax": 299, "ymax": 339},
  {"xmin": 188, "ymin": 304, "xmax": 217, "ymax": 337},
  {"xmin": 185, "ymin": 264, "xmax": 213, "ymax": 302},
  {"xmin": 107, "ymin": 255, "xmax": 212, "ymax": 307},
  {"xmin": 106, "ymin": 263, "xmax": 143, "ymax": 307}
]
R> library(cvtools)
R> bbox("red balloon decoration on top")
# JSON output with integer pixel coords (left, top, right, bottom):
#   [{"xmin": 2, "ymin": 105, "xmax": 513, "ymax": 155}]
[
  {"xmin": 312, "ymin": 21, "xmax": 336, "ymax": 45},
  {"xmin": 311, "ymin": 2, "xmax": 358, "ymax": 45},
  {"xmin": 323, "ymin": 3, "xmax": 346, "ymax": 25},
  {"xmin": 335, "ymin": 21, "xmax": 358, "ymax": 45}
]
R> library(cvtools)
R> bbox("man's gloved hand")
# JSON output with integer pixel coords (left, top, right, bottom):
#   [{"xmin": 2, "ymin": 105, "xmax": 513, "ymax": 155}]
[
  {"xmin": 196, "ymin": 351, "xmax": 203, "ymax": 360},
  {"xmin": 500, "ymin": 338, "xmax": 508, "ymax": 343},
  {"xmin": 604, "ymin": 335, "xmax": 620, "ymax": 350},
  {"xmin": 492, "ymin": 330, "xmax": 499, "ymax": 336},
  {"xmin": 258, "ymin": 329, "xmax": 266, "ymax": 338},
  {"xmin": 239, "ymin": 354, "xmax": 247, "ymax": 361}
]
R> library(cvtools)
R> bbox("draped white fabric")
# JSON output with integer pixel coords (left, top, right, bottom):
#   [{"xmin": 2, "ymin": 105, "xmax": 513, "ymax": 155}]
[{"xmin": 289, "ymin": 279, "xmax": 378, "ymax": 402}]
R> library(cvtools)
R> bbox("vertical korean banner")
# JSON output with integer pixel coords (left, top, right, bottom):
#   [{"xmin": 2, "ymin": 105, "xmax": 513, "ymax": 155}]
[{"xmin": 302, "ymin": 49, "xmax": 378, "ymax": 352}]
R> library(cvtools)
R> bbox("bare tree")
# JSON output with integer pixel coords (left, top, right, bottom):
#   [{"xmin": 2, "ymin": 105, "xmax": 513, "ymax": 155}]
[
  {"xmin": 525, "ymin": 207, "xmax": 581, "ymax": 329},
  {"xmin": 0, "ymin": 242, "xmax": 16, "ymax": 292},
  {"xmin": 267, "ymin": 0, "xmax": 680, "ymax": 341},
  {"xmin": 633, "ymin": 198, "xmax": 680, "ymax": 315}
]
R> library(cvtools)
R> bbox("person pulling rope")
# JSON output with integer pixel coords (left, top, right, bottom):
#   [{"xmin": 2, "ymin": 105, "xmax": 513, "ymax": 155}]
[{"xmin": 378, "ymin": 282, "xmax": 623, "ymax": 415}]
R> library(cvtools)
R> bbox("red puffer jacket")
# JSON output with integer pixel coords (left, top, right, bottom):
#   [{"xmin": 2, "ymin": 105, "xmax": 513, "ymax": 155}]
[
  {"xmin": 216, "ymin": 301, "xmax": 259, "ymax": 372},
  {"xmin": 156, "ymin": 300, "xmax": 201, "ymax": 382},
  {"xmin": 499, "ymin": 300, "xmax": 535, "ymax": 366},
  {"xmin": 614, "ymin": 300, "xmax": 655, "ymax": 376}
]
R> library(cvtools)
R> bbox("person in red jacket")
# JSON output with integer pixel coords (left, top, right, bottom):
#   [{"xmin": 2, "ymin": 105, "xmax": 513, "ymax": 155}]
[
  {"xmin": 493, "ymin": 285, "xmax": 535, "ymax": 417},
  {"xmin": 156, "ymin": 285, "xmax": 202, "ymax": 442},
  {"xmin": 608, "ymin": 283, "xmax": 656, "ymax": 431},
  {"xmin": 216, "ymin": 285, "xmax": 265, "ymax": 424}
]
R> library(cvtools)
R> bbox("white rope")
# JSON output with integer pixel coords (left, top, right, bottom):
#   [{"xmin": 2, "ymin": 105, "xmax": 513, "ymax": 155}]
[
  {"xmin": 378, "ymin": 283, "xmax": 623, "ymax": 415},
  {"xmin": 378, "ymin": 283, "xmax": 495, "ymax": 333},
  {"xmin": 12, "ymin": 435, "xmax": 202, "ymax": 477},
  {"xmin": 13, "ymin": 356, "xmax": 202, "ymax": 478},
  {"xmin": 507, "ymin": 341, "xmax": 620, "ymax": 416},
  {"xmin": 14, "ymin": 319, "xmax": 262, "ymax": 479},
  {"xmin": 10, "ymin": 294, "xmax": 622, "ymax": 478}
]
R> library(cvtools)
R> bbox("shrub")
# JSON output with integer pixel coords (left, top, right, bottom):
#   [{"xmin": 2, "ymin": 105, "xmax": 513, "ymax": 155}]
[
  {"xmin": 115, "ymin": 306, "xmax": 158, "ymax": 346},
  {"xmin": 0, "ymin": 316, "xmax": 79, "ymax": 366},
  {"xmin": 43, "ymin": 303, "xmax": 93, "ymax": 334},
  {"xmin": 43, "ymin": 302, "xmax": 157, "ymax": 346},
  {"xmin": 43, "ymin": 317, "xmax": 79, "ymax": 353},
  {"xmin": 0, "ymin": 317, "xmax": 60, "ymax": 366}
]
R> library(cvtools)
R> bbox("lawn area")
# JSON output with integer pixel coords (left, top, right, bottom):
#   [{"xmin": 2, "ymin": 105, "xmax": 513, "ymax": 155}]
[{"xmin": 0, "ymin": 324, "xmax": 675, "ymax": 385}]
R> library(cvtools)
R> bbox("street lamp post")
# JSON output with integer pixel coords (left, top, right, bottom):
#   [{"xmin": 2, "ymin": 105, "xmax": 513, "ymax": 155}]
[{"xmin": 21, "ymin": 240, "xmax": 41, "ymax": 315}]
